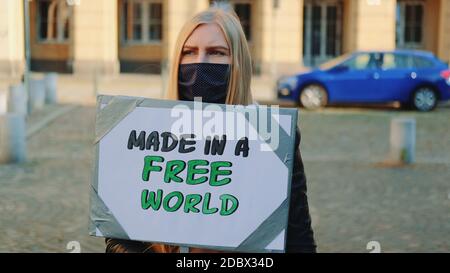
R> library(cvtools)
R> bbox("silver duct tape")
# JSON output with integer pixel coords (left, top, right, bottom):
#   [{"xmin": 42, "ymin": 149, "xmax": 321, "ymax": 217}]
[
  {"xmin": 241, "ymin": 108, "xmax": 297, "ymax": 252},
  {"xmin": 91, "ymin": 143, "xmax": 100, "ymax": 192},
  {"xmin": 235, "ymin": 198, "xmax": 289, "ymax": 253},
  {"xmin": 94, "ymin": 96, "xmax": 144, "ymax": 144},
  {"xmin": 243, "ymin": 108, "xmax": 298, "ymax": 169},
  {"xmin": 89, "ymin": 184, "xmax": 130, "ymax": 239}
]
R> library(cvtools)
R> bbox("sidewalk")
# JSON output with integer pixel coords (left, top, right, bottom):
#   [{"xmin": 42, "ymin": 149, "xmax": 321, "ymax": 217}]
[{"xmin": 0, "ymin": 72, "xmax": 277, "ymax": 106}]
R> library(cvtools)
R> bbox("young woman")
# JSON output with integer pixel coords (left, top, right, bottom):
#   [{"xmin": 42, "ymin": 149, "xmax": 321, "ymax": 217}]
[{"xmin": 105, "ymin": 5, "xmax": 316, "ymax": 253}]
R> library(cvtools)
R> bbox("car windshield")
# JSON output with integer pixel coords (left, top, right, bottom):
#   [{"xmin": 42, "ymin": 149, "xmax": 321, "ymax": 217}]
[{"xmin": 319, "ymin": 54, "xmax": 352, "ymax": 70}]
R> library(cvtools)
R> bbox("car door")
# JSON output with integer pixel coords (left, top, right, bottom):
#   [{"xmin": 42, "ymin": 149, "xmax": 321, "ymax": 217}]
[
  {"xmin": 376, "ymin": 52, "xmax": 417, "ymax": 102},
  {"xmin": 325, "ymin": 52, "xmax": 382, "ymax": 103}
]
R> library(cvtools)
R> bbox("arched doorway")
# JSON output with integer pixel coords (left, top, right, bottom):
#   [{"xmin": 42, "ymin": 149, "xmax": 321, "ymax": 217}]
[{"xmin": 30, "ymin": 0, "xmax": 73, "ymax": 73}]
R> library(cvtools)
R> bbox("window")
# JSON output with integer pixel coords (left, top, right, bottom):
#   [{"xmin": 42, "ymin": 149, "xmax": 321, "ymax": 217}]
[
  {"xmin": 412, "ymin": 56, "xmax": 435, "ymax": 69},
  {"xmin": 396, "ymin": 1, "xmax": 423, "ymax": 49},
  {"xmin": 303, "ymin": 0, "xmax": 343, "ymax": 67},
  {"xmin": 326, "ymin": 6, "xmax": 337, "ymax": 56},
  {"xmin": 311, "ymin": 5, "xmax": 321, "ymax": 57},
  {"xmin": 123, "ymin": 0, "xmax": 163, "ymax": 43},
  {"xmin": 148, "ymin": 3, "xmax": 162, "ymax": 40},
  {"xmin": 37, "ymin": 0, "xmax": 72, "ymax": 42},
  {"xmin": 381, "ymin": 53, "xmax": 412, "ymax": 70},
  {"xmin": 404, "ymin": 4, "xmax": 423, "ymax": 44},
  {"xmin": 234, "ymin": 3, "xmax": 252, "ymax": 41},
  {"xmin": 342, "ymin": 53, "xmax": 380, "ymax": 70}
]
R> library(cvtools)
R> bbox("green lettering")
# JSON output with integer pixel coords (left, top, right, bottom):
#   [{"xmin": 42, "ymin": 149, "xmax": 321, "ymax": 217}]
[
  {"xmin": 210, "ymin": 161, "xmax": 232, "ymax": 187},
  {"xmin": 186, "ymin": 160, "xmax": 209, "ymax": 185},
  {"xmin": 202, "ymin": 192, "xmax": 219, "ymax": 215},
  {"xmin": 164, "ymin": 160, "xmax": 186, "ymax": 183},
  {"xmin": 162, "ymin": 191, "xmax": 184, "ymax": 212},
  {"xmin": 220, "ymin": 194, "xmax": 239, "ymax": 216},
  {"xmin": 183, "ymin": 194, "xmax": 202, "ymax": 213},
  {"xmin": 141, "ymin": 189, "xmax": 163, "ymax": 211},
  {"xmin": 142, "ymin": 155, "xmax": 164, "ymax": 181}
]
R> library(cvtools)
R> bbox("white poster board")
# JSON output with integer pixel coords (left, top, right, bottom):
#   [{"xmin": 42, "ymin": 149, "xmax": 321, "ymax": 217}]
[{"xmin": 89, "ymin": 95, "xmax": 298, "ymax": 253}]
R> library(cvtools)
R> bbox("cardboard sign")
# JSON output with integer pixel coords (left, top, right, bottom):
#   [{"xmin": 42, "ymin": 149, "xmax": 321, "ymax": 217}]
[{"xmin": 89, "ymin": 95, "xmax": 298, "ymax": 253}]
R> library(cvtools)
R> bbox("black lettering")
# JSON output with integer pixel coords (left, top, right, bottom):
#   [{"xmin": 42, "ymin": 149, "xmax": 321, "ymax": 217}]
[
  {"xmin": 179, "ymin": 134, "xmax": 196, "ymax": 153},
  {"xmin": 127, "ymin": 130, "xmax": 146, "ymax": 150}
]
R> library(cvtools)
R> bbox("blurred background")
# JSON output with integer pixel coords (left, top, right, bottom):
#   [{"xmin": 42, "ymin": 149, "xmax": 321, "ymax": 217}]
[{"xmin": 0, "ymin": 0, "xmax": 449, "ymax": 253}]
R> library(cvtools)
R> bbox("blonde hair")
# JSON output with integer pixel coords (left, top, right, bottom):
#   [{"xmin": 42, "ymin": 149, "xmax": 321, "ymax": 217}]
[{"xmin": 166, "ymin": 6, "xmax": 253, "ymax": 105}]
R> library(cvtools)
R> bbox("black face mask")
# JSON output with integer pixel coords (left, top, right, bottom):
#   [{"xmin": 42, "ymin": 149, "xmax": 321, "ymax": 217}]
[{"xmin": 178, "ymin": 63, "xmax": 230, "ymax": 104}]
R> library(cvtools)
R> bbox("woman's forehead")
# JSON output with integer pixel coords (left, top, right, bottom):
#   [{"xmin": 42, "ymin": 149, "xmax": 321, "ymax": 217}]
[{"xmin": 184, "ymin": 23, "xmax": 229, "ymax": 48}]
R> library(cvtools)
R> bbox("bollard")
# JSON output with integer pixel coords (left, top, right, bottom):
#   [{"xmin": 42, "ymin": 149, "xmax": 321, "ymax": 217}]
[
  {"xmin": 0, "ymin": 91, "xmax": 7, "ymax": 114},
  {"xmin": 389, "ymin": 117, "xmax": 416, "ymax": 164},
  {"xmin": 44, "ymin": 72, "xmax": 58, "ymax": 104},
  {"xmin": 0, "ymin": 113, "xmax": 26, "ymax": 164},
  {"xmin": 28, "ymin": 78, "xmax": 46, "ymax": 113},
  {"xmin": 8, "ymin": 84, "xmax": 28, "ymax": 116}
]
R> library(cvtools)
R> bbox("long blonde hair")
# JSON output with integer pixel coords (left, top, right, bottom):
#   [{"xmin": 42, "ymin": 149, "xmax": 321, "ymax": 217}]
[{"xmin": 166, "ymin": 6, "xmax": 253, "ymax": 105}]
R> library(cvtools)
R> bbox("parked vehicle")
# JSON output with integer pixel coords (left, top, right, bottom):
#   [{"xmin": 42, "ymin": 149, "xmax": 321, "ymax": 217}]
[{"xmin": 277, "ymin": 50, "xmax": 450, "ymax": 111}]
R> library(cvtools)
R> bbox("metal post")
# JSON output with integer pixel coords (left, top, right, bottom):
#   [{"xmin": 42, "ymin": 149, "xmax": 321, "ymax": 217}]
[
  {"xmin": 161, "ymin": 59, "xmax": 169, "ymax": 99},
  {"xmin": 24, "ymin": 0, "xmax": 31, "ymax": 115},
  {"xmin": 271, "ymin": 0, "xmax": 279, "ymax": 88},
  {"xmin": 0, "ymin": 113, "xmax": 27, "ymax": 164},
  {"xmin": 0, "ymin": 91, "xmax": 7, "ymax": 114},
  {"xmin": 8, "ymin": 84, "xmax": 27, "ymax": 116},
  {"xmin": 389, "ymin": 117, "xmax": 416, "ymax": 164},
  {"xmin": 44, "ymin": 73, "xmax": 58, "ymax": 104}
]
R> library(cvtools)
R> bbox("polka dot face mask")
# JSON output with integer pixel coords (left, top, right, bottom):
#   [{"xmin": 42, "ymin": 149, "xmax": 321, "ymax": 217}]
[{"xmin": 178, "ymin": 63, "xmax": 231, "ymax": 104}]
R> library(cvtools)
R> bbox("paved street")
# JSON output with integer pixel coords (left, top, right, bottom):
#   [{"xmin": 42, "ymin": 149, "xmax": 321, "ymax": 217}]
[
  {"xmin": 300, "ymin": 105, "xmax": 450, "ymax": 252},
  {"xmin": 0, "ymin": 103, "xmax": 449, "ymax": 252}
]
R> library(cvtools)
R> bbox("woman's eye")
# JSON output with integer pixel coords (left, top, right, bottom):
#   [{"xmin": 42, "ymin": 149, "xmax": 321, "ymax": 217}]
[
  {"xmin": 210, "ymin": 51, "xmax": 226, "ymax": 56},
  {"xmin": 182, "ymin": 50, "xmax": 195, "ymax": 56}
]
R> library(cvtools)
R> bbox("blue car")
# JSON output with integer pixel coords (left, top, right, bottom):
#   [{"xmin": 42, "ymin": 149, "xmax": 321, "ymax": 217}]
[{"xmin": 277, "ymin": 50, "xmax": 450, "ymax": 111}]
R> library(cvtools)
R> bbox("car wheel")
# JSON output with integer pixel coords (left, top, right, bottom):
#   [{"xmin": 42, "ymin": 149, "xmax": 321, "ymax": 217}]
[
  {"xmin": 300, "ymin": 84, "xmax": 328, "ymax": 110},
  {"xmin": 412, "ymin": 87, "xmax": 438, "ymax": 112}
]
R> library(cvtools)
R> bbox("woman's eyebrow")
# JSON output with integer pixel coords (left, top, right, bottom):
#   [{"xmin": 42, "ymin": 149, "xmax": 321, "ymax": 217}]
[
  {"xmin": 183, "ymin": 45, "xmax": 229, "ymax": 51},
  {"xmin": 206, "ymin": 46, "xmax": 229, "ymax": 51}
]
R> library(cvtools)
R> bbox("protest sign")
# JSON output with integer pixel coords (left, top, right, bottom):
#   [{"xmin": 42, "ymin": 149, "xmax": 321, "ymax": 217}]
[{"xmin": 89, "ymin": 95, "xmax": 298, "ymax": 252}]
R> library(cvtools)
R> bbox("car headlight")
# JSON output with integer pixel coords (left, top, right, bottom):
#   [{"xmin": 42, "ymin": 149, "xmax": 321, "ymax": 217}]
[{"xmin": 278, "ymin": 76, "xmax": 298, "ymax": 90}]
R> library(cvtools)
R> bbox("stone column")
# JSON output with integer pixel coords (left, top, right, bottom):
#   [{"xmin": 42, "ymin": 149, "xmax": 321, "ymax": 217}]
[
  {"xmin": 437, "ymin": 0, "xmax": 450, "ymax": 64},
  {"xmin": 257, "ymin": 0, "xmax": 303, "ymax": 76},
  {"xmin": 343, "ymin": 0, "xmax": 396, "ymax": 53},
  {"xmin": 72, "ymin": 0, "xmax": 119, "ymax": 75},
  {"xmin": 0, "ymin": 0, "xmax": 25, "ymax": 77}
]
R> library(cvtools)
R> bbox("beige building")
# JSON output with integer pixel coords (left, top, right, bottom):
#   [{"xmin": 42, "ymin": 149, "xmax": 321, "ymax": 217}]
[{"xmin": 0, "ymin": 0, "xmax": 449, "ymax": 77}]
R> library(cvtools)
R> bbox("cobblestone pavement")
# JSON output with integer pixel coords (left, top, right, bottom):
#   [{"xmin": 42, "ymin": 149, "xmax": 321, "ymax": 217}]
[
  {"xmin": 299, "ymin": 105, "xmax": 450, "ymax": 253},
  {"xmin": 0, "ymin": 104, "xmax": 449, "ymax": 252},
  {"xmin": 0, "ymin": 105, "xmax": 104, "ymax": 252}
]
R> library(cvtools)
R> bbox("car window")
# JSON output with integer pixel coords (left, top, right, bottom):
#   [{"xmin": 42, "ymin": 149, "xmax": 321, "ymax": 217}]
[
  {"xmin": 412, "ymin": 56, "xmax": 435, "ymax": 68},
  {"xmin": 319, "ymin": 53, "xmax": 352, "ymax": 70},
  {"xmin": 381, "ymin": 53, "xmax": 412, "ymax": 70},
  {"xmin": 342, "ymin": 53, "xmax": 379, "ymax": 70}
]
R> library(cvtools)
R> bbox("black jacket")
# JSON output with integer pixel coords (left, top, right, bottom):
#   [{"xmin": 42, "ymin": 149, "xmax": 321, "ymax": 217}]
[
  {"xmin": 106, "ymin": 128, "xmax": 316, "ymax": 253},
  {"xmin": 285, "ymin": 128, "xmax": 316, "ymax": 252}
]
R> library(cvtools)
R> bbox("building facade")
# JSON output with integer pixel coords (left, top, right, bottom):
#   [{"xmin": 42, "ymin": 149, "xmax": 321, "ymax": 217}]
[{"xmin": 0, "ymin": 0, "xmax": 449, "ymax": 77}]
